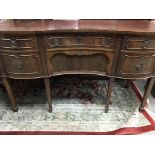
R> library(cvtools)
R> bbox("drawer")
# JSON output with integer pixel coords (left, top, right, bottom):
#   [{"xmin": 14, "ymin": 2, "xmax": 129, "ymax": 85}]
[
  {"xmin": 117, "ymin": 53, "xmax": 155, "ymax": 77},
  {"xmin": 0, "ymin": 53, "xmax": 42, "ymax": 77},
  {"xmin": 0, "ymin": 35, "xmax": 38, "ymax": 51},
  {"xmin": 121, "ymin": 36, "xmax": 155, "ymax": 51},
  {"xmin": 44, "ymin": 34, "xmax": 115, "ymax": 51}
]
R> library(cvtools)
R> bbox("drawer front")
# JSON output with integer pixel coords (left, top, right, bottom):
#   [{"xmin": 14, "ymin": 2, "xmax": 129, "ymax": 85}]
[
  {"xmin": 46, "ymin": 50, "xmax": 114, "ymax": 75},
  {"xmin": 0, "ymin": 35, "xmax": 38, "ymax": 51},
  {"xmin": 44, "ymin": 34, "xmax": 115, "ymax": 51},
  {"xmin": 121, "ymin": 36, "xmax": 155, "ymax": 51},
  {"xmin": 0, "ymin": 53, "xmax": 42, "ymax": 77},
  {"xmin": 117, "ymin": 53, "xmax": 155, "ymax": 77}
]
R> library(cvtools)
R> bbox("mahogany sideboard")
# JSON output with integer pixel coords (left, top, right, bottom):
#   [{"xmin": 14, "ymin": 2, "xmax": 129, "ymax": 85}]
[{"xmin": 0, "ymin": 19, "xmax": 155, "ymax": 113}]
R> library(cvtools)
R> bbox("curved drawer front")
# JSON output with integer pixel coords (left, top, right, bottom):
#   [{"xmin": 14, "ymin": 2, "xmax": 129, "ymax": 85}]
[
  {"xmin": 0, "ymin": 35, "xmax": 38, "ymax": 51},
  {"xmin": 121, "ymin": 36, "xmax": 155, "ymax": 51},
  {"xmin": 46, "ymin": 50, "xmax": 114, "ymax": 76},
  {"xmin": 0, "ymin": 53, "xmax": 42, "ymax": 77},
  {"xmin": 44, "ymin": 34, "xmax": 116, "ymax": 51},
  {"xmin": 117, "ymin": 53, "xmax": 155, "ymax": 78}
]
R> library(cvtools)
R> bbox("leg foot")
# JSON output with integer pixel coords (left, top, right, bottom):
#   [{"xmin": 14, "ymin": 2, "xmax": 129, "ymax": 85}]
[
  {"xmin": 48, "ymin": 107, "xmax": 53, "ymax": 113},
  {"xmin": 139, "ymin": 106, "xmax": 145, "ymax": 113},
  {"xmin": 104, "ymin": 107, "xmax": 109, "ymax": 113},
  {"xmin": 124, "ymin": 80, "xmax": 130, "ymax": 88},
  {"xmin": 12, "ymin": 107, "xmax": 18, "ymax": 112}
]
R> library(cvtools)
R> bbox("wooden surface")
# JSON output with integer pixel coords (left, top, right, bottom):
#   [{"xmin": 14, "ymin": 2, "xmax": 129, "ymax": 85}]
[{"xmin": 0, "ymin": 20, "xmax": 155, "ymax": 34}]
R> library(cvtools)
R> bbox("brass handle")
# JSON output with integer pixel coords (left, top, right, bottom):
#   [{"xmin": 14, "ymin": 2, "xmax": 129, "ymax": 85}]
[
  {"xmin": 76, "ymin": 35, "xmax": 83, "ymax": 45},
  {"xmin": 52, "ymin": 38, "xmax": 61, "ymax": 46},
  {"xmin": 101, "ymin": 38, "xmax": 113, "ymax": 48},
  {"xmin": 16, "ymin": 61, "xmax": 22, "ymax": 69},
  {"xmin": 135, "ymin": 64, "xmax": 143, "ymax": 72},
  {"xmin": 77, "ymin": 35, "xmax": 81, "ymax": 39},
  {"xmin": 141, "ymin": 44, "xmax": 147, "ymax": 49},
  {"xmin": 33, "ymin": 55, "xmax": 38, "ymax": 58},
  {"xmin": 142, "ymin": 40, "xmax": 149, "ymax": 49},
  {"xmin": 77, "ymin": 35, "xmax": 82, "ymax": 41},
  {"xmin": 10, "ymin": 39, "xmax": 17, "ymax": 48}
]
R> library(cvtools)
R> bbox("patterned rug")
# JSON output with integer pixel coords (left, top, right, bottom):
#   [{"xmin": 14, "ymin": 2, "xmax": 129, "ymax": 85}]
[{"xmin": 0, "ymin": 76, "xmax": 155, "ymax": 135}]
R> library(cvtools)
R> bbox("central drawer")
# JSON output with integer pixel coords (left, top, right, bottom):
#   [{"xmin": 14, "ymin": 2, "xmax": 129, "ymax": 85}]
[{"xmin": 44, "ymin": 34, "xmax": 116, "ymax": 51}]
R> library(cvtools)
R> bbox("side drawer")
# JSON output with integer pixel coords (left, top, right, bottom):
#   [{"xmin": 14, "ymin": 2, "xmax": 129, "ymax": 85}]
[
  {"xmin": 0, "ymin": 35, "xmax": 38, "ymax": 51},
  {"xmin": 117, "ymin": 53, "xmax": 155, "ymax": 78},
  {"xmin": 0, "ymin": 52, "xmax": 42, "ymax": 77},
  {"xmin": 121, "ymin": 36, "xmax": 155, "ymax": 51}
]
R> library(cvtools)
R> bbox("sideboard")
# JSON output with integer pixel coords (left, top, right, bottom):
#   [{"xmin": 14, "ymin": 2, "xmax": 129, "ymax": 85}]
[{"xmin": 0, "ymin": 19, "xmax": 155, "ymax": 113}]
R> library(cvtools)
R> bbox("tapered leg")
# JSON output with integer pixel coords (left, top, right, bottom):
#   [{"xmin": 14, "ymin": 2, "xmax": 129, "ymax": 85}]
[
  {"xmin": 44, "ymin": 77, "xmax": 52, "ymax": 113},
  {"xmin": 105, "ymin": 77, "xmax": 115, "ymax": 113},
  {"xmin": 124, "ymin": 80, "xmax": 130, "ymax": 88},
  {"xmin": 139, "ymin": 78, "xmax": 155, "ymax": 112},
  {"xmin": 2, "ymin": 77, "xmax": 18, "ymax": 112}
]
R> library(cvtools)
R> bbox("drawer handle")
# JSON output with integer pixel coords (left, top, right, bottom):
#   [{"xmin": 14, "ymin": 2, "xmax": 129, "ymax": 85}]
[
  {"xmin": 101, "ymin": 38, "xmax": 113, "ymax": 48},
  {"xmin": 77, "ymin": 35, "xmax": 82, "ymax": 41},
  {"xmin": 141, "ymin": 40, "xmax": 150, "ymax": 49},
  {"xmin": 141, "ymin": 44, "xmax": 147, "ymax": 49},
  {"xmin": 52, "ymin": 38, "xmax": 61, "ymax": 46},
  {"xmin": 75, "ymin": 35, "xmax": 84, "ymax": 45},
  {"xmin": 10, "ymin": 39, "xmax": 17, "ymax": 48},
  {"xmin": 135, "ymin": 64, "xmax": 143, "ymax": 72},
  {"xmin": 16, "ymin": 61, "xmax": 23, "ymax": 69}
]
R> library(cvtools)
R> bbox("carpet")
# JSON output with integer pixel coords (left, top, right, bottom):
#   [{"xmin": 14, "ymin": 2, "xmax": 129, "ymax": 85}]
[{"xmin": 0, "ymin": 76, "xmax": 155, "ymax": 135}]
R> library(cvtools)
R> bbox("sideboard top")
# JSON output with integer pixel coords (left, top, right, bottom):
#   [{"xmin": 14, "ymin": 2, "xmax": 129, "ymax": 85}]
[{"xmin": 0, "ymin": 19, "xmax": 155, "ymax": 34}]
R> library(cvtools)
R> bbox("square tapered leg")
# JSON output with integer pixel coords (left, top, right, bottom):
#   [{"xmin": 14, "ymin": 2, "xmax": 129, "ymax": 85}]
[
  {"xmin": 105, "ymin": 77, "xmax": 114, "ymax": 113},
  {"xmin": 44, "ymin": 77, "xmax": 52, "ymax": 113},
  {"xmin": 139, "ymin": 78, "xmax": 155, "ymax": 112},
  {"xmin": 2, "ymin": 77, "xmax": 18, "ymax": 112}
]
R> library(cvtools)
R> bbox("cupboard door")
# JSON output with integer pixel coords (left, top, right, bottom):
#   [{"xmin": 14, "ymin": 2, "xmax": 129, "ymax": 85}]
[{"xmin": 46, "ymin": 50, "xmax": 114, "ymax": 76}]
